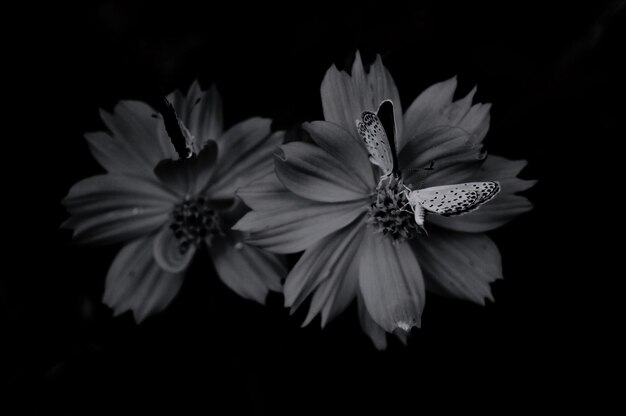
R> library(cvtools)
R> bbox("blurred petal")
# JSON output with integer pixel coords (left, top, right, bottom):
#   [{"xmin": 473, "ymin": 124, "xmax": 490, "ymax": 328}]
[
  {"xmin": 275, "ymin": 142, "xmax": 371, "ymax": 202},
  {"xmin": 303, "ymin": 121, "xmax": 375, "ymax": 190},
  {"xmin": 357, "ymin": 292, "xmax": 388, "ymax": 350},
  {"xmin": 412, "ymin": 229, "xmax": 502, "ymax": 305},
  {"xmin": 62, "ymin": 174, "xmax": 176, "ymax": 245},
  {"xmin": 284, "ymin": 221, "xmax": 363, "ymax": 319},
  {"xmin": 207, "ymin": 118, "xmax": 279, "ymax": 199},
  {"xmin": 208, "ymin": 238, "xmax": 285, "ymax": 304},
  {"xmin": 321, "ymin": 51, "xmax": 401, "ymax": 137},
  {"xmin": 358, "ymin": 232, "xmax": 425, "ymax": 333},
  {"xmin": 428, "ymin": 156, "xmax": 536, "ymax": 232},
  {"xmin": 154, "ymin": 141, "xmax": 218, "ymax": 196},
  {"xmin": 169, "ymin": 82, "xmax": 223, "ymax": 147},
  {"xmin": 153, "ymin": 225, "xmax": 195, "ymax": 273},
  {"xmin": 89, "ymin": 101, "xmax": 176, "ymax": 175},
  {"xmin": 103, "ymin": 234, "xmax": 184, "ymax": 322}
]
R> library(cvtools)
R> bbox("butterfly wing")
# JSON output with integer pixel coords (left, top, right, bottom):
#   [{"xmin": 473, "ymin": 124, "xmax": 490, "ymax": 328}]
[
  {"xmin": 376, "ymin": 100, "xmax": 399, "ymax": 175},
  {"xmin": 356, "ymin": 102, "xmax": 397, "ymax": 178},
  {"xmin": 410, "ymin": 182, "xmax": 500, "ymax": 217},
  {"xmin": 161, "ymin": 95, "xmax": 195, "ymax": 159}
]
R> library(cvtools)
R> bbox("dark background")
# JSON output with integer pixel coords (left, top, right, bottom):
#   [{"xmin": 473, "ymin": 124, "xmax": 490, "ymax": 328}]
[{"xmin": 5, "ymin": 0, "xmax": 623, "ymax": 413}]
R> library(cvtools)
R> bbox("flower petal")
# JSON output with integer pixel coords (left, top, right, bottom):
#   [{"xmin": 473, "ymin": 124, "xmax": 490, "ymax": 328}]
[
  {"xmin": 207, "ymin": 118, "xmax": 279, "ymax": 199},
  {"xmin": 62, "ymin": 174, "xmax": 177, "ymax": 245},
  {"xmin": 412, "ymin": 229, "xmax": 502, "ymax": 305},
  {"xmin": 234, "ymin": 173, "xmax": 367, "ymax": 253},
  {"xmin": 88, "ymin": 101, "xmax": 176, "ymax": 175},
  {"xmin": 399, "ymin": 125, "xmax": 486, "ymax": 187},
  {"xmin": 321, "ymin": 51, "xmax": 402, "ymax": 137},
  {"xmin": 357, "ymin": 292, "xmax": 388, "ymax": 350},
  {"xmin": 169, "ymin": 82, "xmax": 224, "ymax": 147},
  {"xmin": 317, "ymin": 255, "xmax": 359, "ymax": 327},
  {"xmin": 283, "ymin": 220, "xmax": 363, "ymax": 320},
  {"xmin": 153, "ymin": 140, "xmax": 218, "ymax": 196},
  {"xmin": 234, "ymin": 173, "xmax": 287, "ymax": 210},
  {"xmin": 103, "ymin": 234, "xmax": 184, "ymax": 322},
  {"xmin": 402, "ymin": 76, "xmax": 457, "ymax": 144},
  {"xmin": 208, "ymin": 237, "xmax": 285, "ymax": 304},
  {"xmin": 358, "ymin": 232, "xmax": 425, "ymax": 333},
  {"xmin": 153, "ymin": 224, "xmax": 196, "ymax": 273},
  {"xmin": 402, "ymin": 77, "xmax": 491, "ymax": 152},
  {"xmin": 302, "ymin": 121, "xmax": 375, "ymax": 191},
  {"xmin": 275, "ymin": 142, "xmax": 371, "ymax": 202},
  {"xmin": 428, "ymin": 156, "xmax": 536, "ymax": 232},
  {"xmin": 234, "ymin": 201, "xmax": 366, "ymax": 255}
]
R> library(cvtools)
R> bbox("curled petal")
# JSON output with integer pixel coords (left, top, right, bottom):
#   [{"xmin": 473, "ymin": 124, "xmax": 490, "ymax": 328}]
[
  {"xmin": 62, "ymin": 174, "xmax": 176, "ymax": 245},
  {"xmin": 153, "ymin": 224, "xmax": 196, "ymax": 273},
  {"xmin": 358, "ymin": 232, "xmax": 425, "ymax": 333},
  {"xmin": 208, "ymin": 237, "xmax": 285, "ymax": 304},
  {"xmin": 103, "ymin": 234, "xmax": 184, "ymax": 322},
  {"xmin": 275, "ymin": 142, "xmax": 371, "ymax": 202},
  {"xmin": 412, "ymin": 230, "xmax": 502, "ymax": 305}
]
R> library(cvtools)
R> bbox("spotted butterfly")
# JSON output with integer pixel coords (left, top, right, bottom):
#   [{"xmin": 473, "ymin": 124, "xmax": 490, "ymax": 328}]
[
  {"xmin": 355, "ymin": 99, "xmax": 398, "ymax": 180},
  {"xmin": 404, "ymin": 182, "xmax": 500, "ymax": 227},
  {"xmin": 356, "ymin": 99, "xmax": 500, "ymax": 227}
]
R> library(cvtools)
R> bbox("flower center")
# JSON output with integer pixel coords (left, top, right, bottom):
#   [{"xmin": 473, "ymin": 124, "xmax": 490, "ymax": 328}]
[
  {"xmin": 170, "ymin": 195, "xmax": 223, "ymax": 253},
  {"xmin": 366, "ymin": 176, "xmax": 420, "ymax": 243}
]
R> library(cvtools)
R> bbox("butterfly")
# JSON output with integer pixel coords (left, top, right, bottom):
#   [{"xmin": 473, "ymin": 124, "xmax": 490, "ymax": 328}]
[
  {"xmin": 404, "ymin": 182, "xmax": 500, "ymax": 227},
  {"xmin": 356, "ymin": 99, "xmax": 399, "ymax": 181},
  {"xmin": 161, "ymin": 95, "xmax": 196, "ymax": 160},
  {"xmin": 355, "ymin": 100, "xmax": 500, "ymax": 227}
]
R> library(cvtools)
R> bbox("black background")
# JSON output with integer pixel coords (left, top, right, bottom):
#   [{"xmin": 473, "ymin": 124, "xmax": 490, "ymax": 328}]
[{"xmin": 5, "ymin": 0, "xmax": 623, "ymax": 413}]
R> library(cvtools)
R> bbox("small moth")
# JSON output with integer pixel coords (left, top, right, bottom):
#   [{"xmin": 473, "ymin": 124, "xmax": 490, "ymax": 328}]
[{"xmin": 356, "ymin": 100, "xmax": 500, "ymax": 227}]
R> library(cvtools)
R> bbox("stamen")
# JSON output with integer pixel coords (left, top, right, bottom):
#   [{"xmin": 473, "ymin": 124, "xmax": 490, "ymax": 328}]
[
  {"xmin": 366, "ymin": 176, "xmax": 421, "ymax": 243},
  {"xmin": 170, "ymin": 195, "xmax": 223, "ymax": 253}
]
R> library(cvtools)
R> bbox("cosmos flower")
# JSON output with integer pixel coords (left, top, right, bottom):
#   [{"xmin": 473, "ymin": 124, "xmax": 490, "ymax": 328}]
[
  {"xmin": 62, "ymin": 81, "xmax": 286, "ymax": 321},
  {"xmin": 234, "ymin": 53, "xmax": 535, "ymax": 349}
]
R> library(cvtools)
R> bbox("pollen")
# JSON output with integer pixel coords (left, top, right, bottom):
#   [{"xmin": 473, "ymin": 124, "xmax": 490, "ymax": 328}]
[
  {"xmin": 366, "ymin": 176, "xmax": 420, "ymax": 243},
  {"xmin": 170, "ymin": 195, "xmax": 223, "ymax": 253}
]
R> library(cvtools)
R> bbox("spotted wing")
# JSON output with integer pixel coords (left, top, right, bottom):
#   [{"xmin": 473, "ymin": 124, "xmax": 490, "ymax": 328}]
[
  {"xmin": 356, "ymin": 110, "xmax": 394, "ymax": 177},
  {"xmin": 410, "ymin": 182, "xmax": 500, "ymax": 217}
]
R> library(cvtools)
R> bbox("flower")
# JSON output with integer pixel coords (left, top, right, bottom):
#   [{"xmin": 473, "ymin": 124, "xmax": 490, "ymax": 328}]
[
  {"xmin": 62, "ymin": 81, "xmax": 286, "ymax": 321},
  {"xmin": 234, "ymin": 52, "xmax": 535, "ymax": 349}
]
